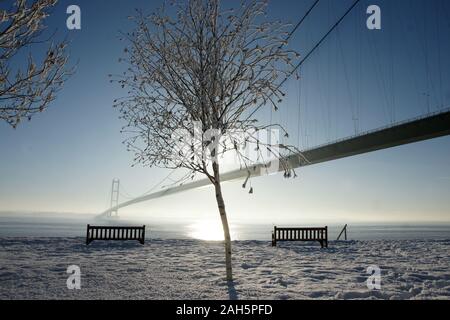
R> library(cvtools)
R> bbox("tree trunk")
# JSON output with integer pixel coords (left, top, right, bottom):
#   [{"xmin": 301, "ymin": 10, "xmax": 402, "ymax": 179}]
[{"xmin": 212, "ymin": 162, "xmax": 233, "ymax": 282}]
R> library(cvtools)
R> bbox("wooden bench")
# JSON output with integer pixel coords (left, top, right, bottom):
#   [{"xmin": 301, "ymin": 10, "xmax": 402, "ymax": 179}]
[
  {"xmin": 272, "ymin": 226, "xmax": 328, "ymax": 248},
  {"xmin": 86, "ymin": 225, "xmax": 145, "ymax": 245}
]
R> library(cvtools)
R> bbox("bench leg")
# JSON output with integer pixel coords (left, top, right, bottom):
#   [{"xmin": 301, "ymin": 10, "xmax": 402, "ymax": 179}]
[{"xmin": 141, "ymin": 227, "xmax": 145, "ymax": 245}]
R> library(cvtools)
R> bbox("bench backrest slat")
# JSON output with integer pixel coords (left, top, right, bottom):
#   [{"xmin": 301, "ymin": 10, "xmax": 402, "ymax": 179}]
[
  {"xmin": 272, "ymin": 226, "xmax": 328, "ymax": 248},
  {"xmin": 86, "ymin": 225, "xmax": 145, "ymax": 245}
]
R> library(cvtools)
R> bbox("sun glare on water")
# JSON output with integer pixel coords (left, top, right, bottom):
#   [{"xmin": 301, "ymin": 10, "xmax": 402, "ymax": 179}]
[{"xmin": 188, "ymin": 220, "xmax": 236, "ymax": 241}]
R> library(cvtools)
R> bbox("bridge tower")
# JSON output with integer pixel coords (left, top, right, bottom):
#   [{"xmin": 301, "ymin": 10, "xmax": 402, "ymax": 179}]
[{"xmin": 108, "ymin": 178, "xmax": 120, "ymax": 218}]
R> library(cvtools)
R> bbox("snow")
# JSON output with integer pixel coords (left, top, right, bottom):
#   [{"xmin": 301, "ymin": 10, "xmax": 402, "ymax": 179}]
[{"xmin": 0, "ymin": 238, "xmax": 449, "ymax": 300}]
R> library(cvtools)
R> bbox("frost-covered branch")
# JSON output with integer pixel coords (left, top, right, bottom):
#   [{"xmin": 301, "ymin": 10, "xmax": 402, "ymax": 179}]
[
  {"xmin": 113, "ymin": 0, "xmax": 302, "ymax": 186},
  {"xmin": 0, "ymin": 0, "xmax": 72, "ymax": 128}
]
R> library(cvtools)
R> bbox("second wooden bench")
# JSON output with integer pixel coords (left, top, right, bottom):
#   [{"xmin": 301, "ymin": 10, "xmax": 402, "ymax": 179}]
[{"xmin": 272, "ymin": 226, "xmax": 328, "ymax": 248}]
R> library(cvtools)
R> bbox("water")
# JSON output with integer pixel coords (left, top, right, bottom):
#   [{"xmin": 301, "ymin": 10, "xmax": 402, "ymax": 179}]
[{"xmin": 0, "ymin": 213, "xmax": 449, "ymax": 241}]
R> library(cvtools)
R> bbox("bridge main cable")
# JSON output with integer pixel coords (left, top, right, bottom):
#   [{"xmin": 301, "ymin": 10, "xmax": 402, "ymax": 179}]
[
  {"xmin": 286, "ymin": 0, "xmax": 321, "ymax": 42},
  {"xmin": 245, "ymin": 0, "xmax": 361, "ymax": 122},
  {"xmin": 281, "ymin": 0, "xmax": 362, "ymax": 87}
]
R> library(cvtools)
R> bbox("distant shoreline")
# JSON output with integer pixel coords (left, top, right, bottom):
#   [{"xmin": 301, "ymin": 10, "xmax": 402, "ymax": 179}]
[{"xmin": 0, "ymin": 213, "xmax": 449, "ymax": 241}]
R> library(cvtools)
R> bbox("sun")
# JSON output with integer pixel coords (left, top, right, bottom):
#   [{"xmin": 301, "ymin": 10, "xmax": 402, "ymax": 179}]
[{"xmin": 188, "ymin": 220, "xmax": 235, "ymax": 241}]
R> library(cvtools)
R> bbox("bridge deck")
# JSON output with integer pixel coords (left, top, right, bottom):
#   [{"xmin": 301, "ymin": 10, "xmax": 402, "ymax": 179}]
[
  {"xmin": 289, "ymin": 108, "xmax": 450, "ymax": 167},
  {"xmin": 101, "ymin": 109, "xmax": 450, "ymax": 217}
]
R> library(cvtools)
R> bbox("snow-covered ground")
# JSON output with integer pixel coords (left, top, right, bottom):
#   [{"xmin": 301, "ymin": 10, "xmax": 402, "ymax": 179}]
[{"xmin": 0, "ymin": 238, "xmax": 449, "ymax": 300}]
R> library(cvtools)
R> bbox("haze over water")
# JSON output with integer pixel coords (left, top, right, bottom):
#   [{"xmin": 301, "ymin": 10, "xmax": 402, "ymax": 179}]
[{"xmin": 1, "ymin": 212, "xmax": 449, "ymax": 241}]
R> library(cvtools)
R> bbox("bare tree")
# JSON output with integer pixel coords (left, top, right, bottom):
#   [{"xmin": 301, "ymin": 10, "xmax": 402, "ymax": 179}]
[
  {"xmin": 113, "ymin": 0, "xmax": 302, "ymax": 282},
  {"xmin": 0, "ymin": 0, "xmax": 71, "ymax": 128}
]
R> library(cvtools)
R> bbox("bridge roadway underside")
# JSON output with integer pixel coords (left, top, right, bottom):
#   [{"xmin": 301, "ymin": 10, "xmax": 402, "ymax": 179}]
[
  {"xmin": 289, "ymin": 110, "xmax": 450, "ymax": 167},
  {"xmin": 101, "ymin": 110, "xmax": 450, "ymax": 217}
]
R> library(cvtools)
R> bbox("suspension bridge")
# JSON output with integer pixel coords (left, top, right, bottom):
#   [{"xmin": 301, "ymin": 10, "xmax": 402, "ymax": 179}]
[{"xmin": 100, "ymin": 0, "xmax": 450, "ymax": 218}]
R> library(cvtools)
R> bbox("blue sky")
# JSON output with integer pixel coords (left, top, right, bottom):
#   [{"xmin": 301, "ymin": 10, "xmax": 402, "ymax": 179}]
[{"xmin": 0, "ymin": 0, "xmax": 449, "ymax": 224}]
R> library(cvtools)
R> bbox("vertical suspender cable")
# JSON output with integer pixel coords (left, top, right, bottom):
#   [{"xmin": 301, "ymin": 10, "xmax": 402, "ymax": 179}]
[{"xmin": 245, "ymin": 0, "xmax": 361, "ymax": 123}]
